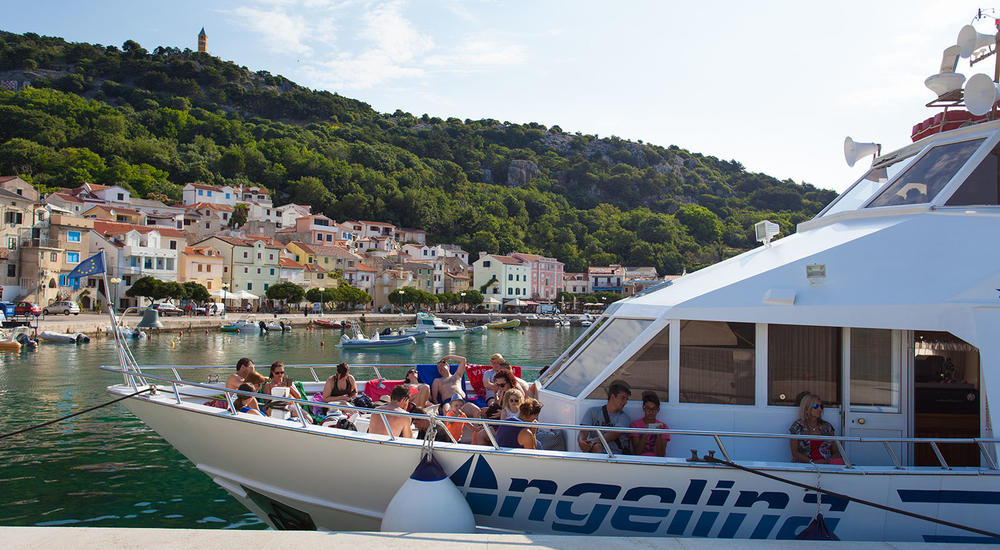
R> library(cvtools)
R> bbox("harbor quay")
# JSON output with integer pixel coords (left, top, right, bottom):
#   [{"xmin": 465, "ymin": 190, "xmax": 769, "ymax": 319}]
[
  {"xmin": 17, "ymin": 311, "xmax": 565, "ymax": 336},
  {"xmin": 0, "ymin": 527, "xmax": 963, "ymax": 549}
]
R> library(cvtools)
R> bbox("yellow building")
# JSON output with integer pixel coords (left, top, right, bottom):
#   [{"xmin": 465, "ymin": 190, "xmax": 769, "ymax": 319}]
[
  {"xmin": 19, "ymin": 214, "xmax": 94, "ymax": 306},
  {"xmin": 180, "ymin": 246, "xmax": 224, "ymax": 291}
]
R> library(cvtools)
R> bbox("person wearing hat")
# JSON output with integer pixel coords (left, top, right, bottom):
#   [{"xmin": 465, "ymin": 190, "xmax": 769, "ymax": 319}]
[{"xmin": 577, "ymin": 379, "xmax": 633, "ymax": 455}]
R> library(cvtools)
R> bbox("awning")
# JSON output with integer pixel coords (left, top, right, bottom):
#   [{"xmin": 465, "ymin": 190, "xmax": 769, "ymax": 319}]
[
  {"xmin": 483, "ymin": 297, "xmax": 502, "ymax": 304},
  {"xmin": 523, "ymin": 301, "xmax": 539, "ymax": 305}
]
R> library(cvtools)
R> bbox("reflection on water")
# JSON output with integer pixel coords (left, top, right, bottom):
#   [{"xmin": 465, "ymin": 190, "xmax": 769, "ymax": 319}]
[{"xmin": 0, "ymin": 324, "xmax": 584, "ymax": 528}]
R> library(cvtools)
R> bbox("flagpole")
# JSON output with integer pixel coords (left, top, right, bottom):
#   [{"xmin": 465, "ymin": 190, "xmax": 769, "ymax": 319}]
[{"xmin": 98, "ymin": 250, "xmax": 135, "ymax": 387}]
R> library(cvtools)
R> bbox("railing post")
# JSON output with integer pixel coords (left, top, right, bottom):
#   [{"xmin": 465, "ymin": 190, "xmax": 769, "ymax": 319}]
[
  {"xmin": 595, "ymin": 429, "xmax": 614, "ymax": 457},
  {"xmin": 713, "ymin": 435, "xmax": 732, "ymax": 462},
  {"xmin": 978, "ymin": 441, "xmax": 999, "ymax": 470},
  {"xmin": 834, "ymin": 440, "xmax": 854, "ymax": 469},
  {"xmin": 929, "ymin": 442, "xmax": 951, "ymax": 470},
  {"xmin": 882, "ymin": 441, "xmax": 903, "ymax": 469}
]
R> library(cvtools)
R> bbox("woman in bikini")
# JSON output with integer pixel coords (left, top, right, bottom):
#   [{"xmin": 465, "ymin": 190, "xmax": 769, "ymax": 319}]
[{"xmin": 322, "ymin": 363, "xmax": 357, "ymax": 406}]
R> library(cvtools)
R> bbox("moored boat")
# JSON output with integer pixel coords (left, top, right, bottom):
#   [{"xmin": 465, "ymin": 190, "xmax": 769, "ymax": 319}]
[
  {"xmin": 338, "ymin": 333, "xmax": 416, "ymax": 350},
  {"xmin": 486, "ymin": 318, "xmax": 520, "ymax": 330},
  {"xmin": 39, "ymin": 331, "xmax": 90, "ymax": 344}
]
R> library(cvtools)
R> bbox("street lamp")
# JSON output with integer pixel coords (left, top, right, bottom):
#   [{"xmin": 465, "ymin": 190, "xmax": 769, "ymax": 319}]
[
  {"xmin": 459, "ymin": 291, "xmax": 466, "ymax": 313},
  {"xmin": 318, "ymin": 287, "xmax": 325, "ymax": 314}
]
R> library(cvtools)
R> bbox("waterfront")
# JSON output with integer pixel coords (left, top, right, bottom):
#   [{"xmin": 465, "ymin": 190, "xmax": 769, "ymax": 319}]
[{"xmin": 0, "ymin": 325, "xmax": 584, "ymax": 529}]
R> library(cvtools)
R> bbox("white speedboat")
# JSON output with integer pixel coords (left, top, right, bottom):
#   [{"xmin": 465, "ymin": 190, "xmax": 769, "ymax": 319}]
[
  {"xmin": 107, "ymin": 18, "xmax": 1000, "ymax": 541},
  {"xmin": 264, "ymin": 319, "xmax": 292, "ymax": 332},
  {"xmin": 403, "ymin": 312, "xmax": 465, "ymax": 338}
]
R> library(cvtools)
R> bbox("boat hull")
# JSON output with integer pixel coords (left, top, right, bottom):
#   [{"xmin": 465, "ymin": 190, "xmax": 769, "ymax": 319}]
[
  {"xmin": 487, "ymin": 320, "xmax": 520, "ymax": 330},
  {"xmin": 118, "ymin": 390, "xmax": 1000, "ymax": 541},
  {"xmin": 340, "ymin": 337, "xmax": 416, "ymax": 350}
]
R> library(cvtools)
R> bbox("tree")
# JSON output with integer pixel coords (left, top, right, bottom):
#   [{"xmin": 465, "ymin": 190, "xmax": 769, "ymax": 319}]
[
  {"xmin": 460, "ymin": 289, "xmax": 483, "ymax": 306},
  {"xmin": 266, "ymin": 281, "xmax": 305, "ymax": 303},
  {"xmin": 182, "ymin": 281, "xmax": 210, "ymax": 302},
  {"xmin": 125, "ymin": 276, "xmax": 163, "ymax": 305},
  {"xmin": 229, "ymin": 203, "xmax": 248, "ymax": 228},
  {"xmin": 305, "ymin": 287, "xmax": 324, "ymax": 304},
  {"xmin": 162, "ymin": 281, "xmax": 186, "ymax": 300}
]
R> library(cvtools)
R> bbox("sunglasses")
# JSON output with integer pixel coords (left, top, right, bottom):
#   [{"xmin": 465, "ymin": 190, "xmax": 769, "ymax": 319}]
[
  {"xmin": 812, "ymin": 403, "xmax": 824, "ymax": 409},
  {"xmin": 274, "ymin": 371, "xmax": 284, "ymax": 375}
]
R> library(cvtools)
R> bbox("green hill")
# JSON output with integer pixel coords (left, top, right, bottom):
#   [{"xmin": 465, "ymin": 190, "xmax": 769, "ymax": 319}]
[{"xmin": 0, "ymin": 31, "xmax": 836, "ymax": 274}]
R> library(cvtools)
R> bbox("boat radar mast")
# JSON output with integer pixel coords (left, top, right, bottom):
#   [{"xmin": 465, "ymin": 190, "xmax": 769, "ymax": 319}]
[{"xmin": 850, "ymin": 11, "xmax": 1000, "ymax": 163}]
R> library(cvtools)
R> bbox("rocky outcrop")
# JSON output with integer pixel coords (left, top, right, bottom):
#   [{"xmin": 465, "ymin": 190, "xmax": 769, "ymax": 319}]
[{"xmin": 507, "ymin": 159, "xmax": 540, "ymax": 186}]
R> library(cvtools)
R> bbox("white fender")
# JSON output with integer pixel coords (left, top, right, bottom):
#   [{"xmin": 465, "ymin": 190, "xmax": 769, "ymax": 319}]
[{"xmin": 380, "ymin": 453, "xmax": 475, "ymax": 533}]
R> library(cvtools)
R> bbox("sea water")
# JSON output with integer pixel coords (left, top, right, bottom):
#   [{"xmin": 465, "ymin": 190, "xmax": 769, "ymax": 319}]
[{"xmin": 0, "ymin": 325, "xmax": 584, "ymax": 529}]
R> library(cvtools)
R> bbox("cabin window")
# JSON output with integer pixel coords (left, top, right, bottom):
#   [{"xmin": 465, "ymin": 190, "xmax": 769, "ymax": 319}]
[
  {"xmin": 820, "ymin": 153, "xmax": 915, "ymax": 217},
  {"xmin": 945, "ymin": 143, "xmax": 1000, "ymax": 206},
  {"xmin": 867, "ymin": 139, "xmax": 984, "ymax": 208},
  {"xmin": 586, "ymin": 322, "xmax": 668, "ymax": 401},
  {"xmin": 768, "ymin": 324, "xmax": 842, "ymax": 406},
  {"xmin": 546, "ymin": 318, "xmax": 652, "ymax": 397},
  {"xmin": 679, "ymin": 321, "xmax": 755, "ymax": 405}
]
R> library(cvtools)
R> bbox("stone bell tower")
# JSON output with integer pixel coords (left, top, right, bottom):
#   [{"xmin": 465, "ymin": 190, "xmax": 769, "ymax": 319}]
[{"xmin": 198, "ymin": 27, "xmax": 207, "ymax": 53}]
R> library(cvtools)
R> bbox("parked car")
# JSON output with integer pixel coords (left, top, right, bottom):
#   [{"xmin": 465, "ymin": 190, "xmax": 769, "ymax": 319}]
[
  {"xmin": 151, "ymin": 303, "xmax": 183, "ymax": 316},
  {"xmin": 14, "ymin": 301, "xmax": 41, "ymax": 316},
  {"xmin": 43, "ymin": 301, "xmax": 81, "ymax": 315}
]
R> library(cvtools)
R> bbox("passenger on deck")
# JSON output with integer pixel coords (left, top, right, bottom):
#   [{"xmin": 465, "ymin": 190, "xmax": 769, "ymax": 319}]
[
  {"xmin": 439, "ymin": 397, "xmax": 470, "ymax": 442},
  {"xmin": 496, "ymin": 359, "xmax": 536, "ymax": 398},
  {"xmin": 473, "ymin": 386, "xmax": 525, "ymax": 446},
  {"xmin": 322, "ymin": 363, "xmax": 357, "ymax": 406},
  {"xmin": 411, "ymin": 406, "xmax": 453, "ymax": 442},
  {"xmin": 368, "ymin": 385, "xmax": 412, "ymax": 438},
  {"xmin": 479, "ymin": 370, "xmax": 516, "ymax": 421},
  {"xmin": 789, "ymin": 393, "xmax": 844, "ymax": 465},
  {"xmin": 629, "ymin": 391, "xmax": 669, "ymax": 457},
  {"xmin": 578, "ymin": 380, "xmax": 633, "ymax": 454},
  {"xmin": 404, "ymin": 368, "xmax": 431, "ymax": 408},
  {"xmin": 430, "ymin": 354, "xmax": 468, "ymax": 404},
  {"xmin": 496, "ymin": 398, "xmax": 543, "ymax": 449},
  {"xmin": 233, "ymin": 383, "xmax": 264, "ymax": 416},
  {"xmin": 244, "ymin": 370, "xmax": 267, "ymax": 392},
  {"xmin": 482, "ymin": 353, "xmax": 506, "ymax": 404},
  {"xmin": 226, "ymin": 357, "xmax": 255, "ymax": 389},
  {"xmin": 262, "ymin": 362, "xmax": 301, "ymax": 400}
]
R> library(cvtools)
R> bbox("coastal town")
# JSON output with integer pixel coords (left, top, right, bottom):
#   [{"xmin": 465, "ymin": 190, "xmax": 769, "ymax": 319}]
[{"xmin": 0, "ymin": 176, "xmax": 674, "ymax": 313}]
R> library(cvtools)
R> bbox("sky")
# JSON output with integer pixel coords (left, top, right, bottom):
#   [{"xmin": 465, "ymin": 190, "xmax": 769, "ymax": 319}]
[{"xmin": 2, "ymin": 0, "xmax": 995, "ymax": 192}]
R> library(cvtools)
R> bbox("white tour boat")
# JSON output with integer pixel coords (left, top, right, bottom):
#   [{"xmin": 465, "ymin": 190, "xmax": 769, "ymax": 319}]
[{"xmin": 106, "ymin": 18, "xmax": 1000, "ymax": 541}]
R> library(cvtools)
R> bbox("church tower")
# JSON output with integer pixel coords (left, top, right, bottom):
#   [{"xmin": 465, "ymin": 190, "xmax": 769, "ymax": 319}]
[{"xmin": 198, "ymin": 27, "xmax": 207, "ymax": 53}]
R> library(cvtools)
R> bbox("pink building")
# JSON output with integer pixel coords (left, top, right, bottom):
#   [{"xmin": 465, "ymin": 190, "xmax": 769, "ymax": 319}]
[
  {"xmin": 510, "ymin": 252, "xmax": 564, "ymax": 302},
  {"xmin": 294, "ymin": 214, "xmax": 339, "ymax": 245}
]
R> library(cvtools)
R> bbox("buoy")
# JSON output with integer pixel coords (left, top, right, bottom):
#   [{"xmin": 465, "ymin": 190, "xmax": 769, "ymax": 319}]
[
  {"xmin": 320, "ymin": 340, "xmax": 324, "ymax": 347},
  {"xmin": 380, "ymin": 453, "xmax": 475, "ymax": 533},
  {"xmin": 205, "ymin": 329, "xmax": 209, "ymax": 334},
  {"xmin": 179, "ymin": 330, "xmax": 183, "ymax": 336}
]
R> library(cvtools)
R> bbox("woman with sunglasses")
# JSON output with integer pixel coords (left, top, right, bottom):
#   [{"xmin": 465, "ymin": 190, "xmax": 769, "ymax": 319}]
[
  {"xmin": 262, "ymin": 362, "xmax": 301, "ymax": 400},
  {"xmin": 403, "ymin": 368, "xmax": 431, "ymax": 408},
  {"xmin": 789, "ymin": 393, "xmax": 843, "ymax": 464}
]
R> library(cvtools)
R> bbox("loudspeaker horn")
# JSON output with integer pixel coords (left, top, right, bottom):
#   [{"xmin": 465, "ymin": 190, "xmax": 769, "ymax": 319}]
[
  {"xmin": 844, "ymin": 137, "xmax": 880, "ymax": 168},
  {"xmin": 965, "ymin": 73, "xmax": 1000, "ymax": 116},
  {"xmin": 958, "ymin": 25, "xmax": 996, "ymax": 58}
]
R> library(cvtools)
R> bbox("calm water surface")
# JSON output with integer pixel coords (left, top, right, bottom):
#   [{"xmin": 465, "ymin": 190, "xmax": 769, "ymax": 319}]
[{"xmin": 0, "ymin": 324, "xmax": 584, "ymax": 529}]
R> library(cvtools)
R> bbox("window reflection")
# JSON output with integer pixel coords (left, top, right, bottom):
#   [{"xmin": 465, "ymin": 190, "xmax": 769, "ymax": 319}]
[
  {"xmin": 587, "ymin": 323, "xmax": 668, "ymax": 400},
  {"xmin": 821, "ymin": 153, "xmax": 914, "ymax": 217},
  {"xmin": 546, "ymin": 318, "xmax": 652, "ymax": 397},
  {"xmin": 867, "ymin": 139, "xmax": 984, "ymax": 208},
  {"xmin": 945, "ymin": 143, "xmax": 1000, "ymax": 206}
]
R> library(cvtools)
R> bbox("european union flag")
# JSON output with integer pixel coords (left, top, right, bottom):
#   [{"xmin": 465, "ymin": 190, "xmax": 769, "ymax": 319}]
[{"xmin": 67, "ymin": 250, "xmax": 106, "ymax": 281}]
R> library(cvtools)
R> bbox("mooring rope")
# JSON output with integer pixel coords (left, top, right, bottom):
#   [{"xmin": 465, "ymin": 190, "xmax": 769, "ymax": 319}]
[
  {"xmin": 698, "ymin": 453, "xmax": 1000, "ymax": 539},
  {"xmin": 0, "ymin": 387, "xmax": 153, "ymax": 441}
]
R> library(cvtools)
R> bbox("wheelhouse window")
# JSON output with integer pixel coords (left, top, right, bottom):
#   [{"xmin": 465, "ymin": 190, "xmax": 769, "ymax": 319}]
[
  {"xmin": 820, "ymin": 153, "xmax": 915, "ymax": 217},
  {"xmin": 849, "ymin": 328, "xmax": 898, "ymax": 410},
  {"xmin": 586, "ymin": 322, "xmax": 669, "ymax": 401},
  {"xmin": 679, "ymin": 321, "xmax": 755, "ymax": 405},
  {"xmin": 945, "ymin": 142, "xmax": 1000, "ymax": 206},
  {"xmin": 768, "ymin": 324, "xmax": 841, "ymax": 406},
  {"xmin": 867, "ymin": 139, "xmax": 984, "ymax": 208},
  {"xmin": 546, "ymin": 318, "xmax": 652, "ymax": 397}
]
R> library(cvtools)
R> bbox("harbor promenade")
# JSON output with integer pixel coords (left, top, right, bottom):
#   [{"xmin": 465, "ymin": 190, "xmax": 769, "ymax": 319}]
[
  {"xmin": 2, "ymin": 527, "xmax": 959, "ymax": 549},
  {"xmin": 16, "ymin": 311, "xmax": 569, "ymax": 336}
]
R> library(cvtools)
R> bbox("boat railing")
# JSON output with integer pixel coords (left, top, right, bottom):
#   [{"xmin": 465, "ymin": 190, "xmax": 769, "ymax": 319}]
[{"xmin": 103, "ymin": 364, "xmax": 999, "ymax": 471}]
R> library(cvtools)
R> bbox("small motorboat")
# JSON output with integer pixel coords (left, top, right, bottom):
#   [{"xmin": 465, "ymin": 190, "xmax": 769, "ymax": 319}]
[
  {"xmin": 466, "ymin": 325, "xmax": 487, "ymax": 333},
  {"xmin": 486, "ymin": 318, "xmax": 521, "ymax": 330},
  {"xmin": 264, "ymin": 319, "xmax": 292, "ymax": 332},
  {"xmin": 40, "ymin": 331, "xmax": 90, "ymax": 344},
  {"xmin": 338, "ymin": 331, "xmax": 416, "ymax": 350},
  {"xmin": 379, "ymin": 327, "xmax": 426, "ymax": 341},
  {"xmin": 221, "ymin": 315, "xmax": 263, "ymax": 333},
  {"xmin": 105, "ymin": 324, "xmax": 147, "ymax": 339},
  {"xmin": 0, "ymin": 328, "xmax": 37, "ymax": 351}
]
